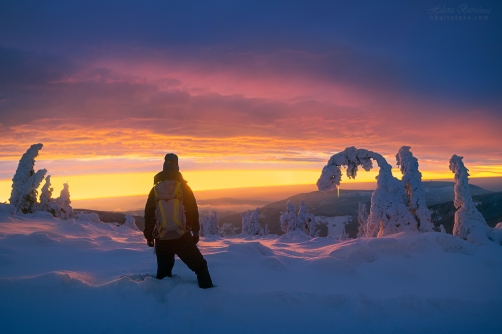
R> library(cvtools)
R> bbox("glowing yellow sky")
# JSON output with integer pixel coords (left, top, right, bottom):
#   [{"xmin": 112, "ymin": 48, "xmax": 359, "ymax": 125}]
[
  {"xmin": 0, "ymin": 170, "xmax": 324, "ymax": 201},
  {"xmin": 3, "ymin": 166, "xmax": 501, "ymax": 203}
]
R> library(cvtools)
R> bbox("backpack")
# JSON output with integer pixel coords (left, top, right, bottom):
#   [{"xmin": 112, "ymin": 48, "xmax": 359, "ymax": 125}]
[{"xmin": 152, "ymin": 179, "xmax": 186, "ymax": 240}]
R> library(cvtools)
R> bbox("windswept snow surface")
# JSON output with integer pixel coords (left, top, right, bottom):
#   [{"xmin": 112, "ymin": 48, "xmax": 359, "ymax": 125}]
[{"xmin": 1, "ymin": 210, "xmax": 502, "ymax": 333}]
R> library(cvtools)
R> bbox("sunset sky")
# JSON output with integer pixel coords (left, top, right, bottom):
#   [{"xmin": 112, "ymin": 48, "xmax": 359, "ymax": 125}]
[{"xmin": 1, "ymin": 1, "xmax": 501, "ymax": 204}]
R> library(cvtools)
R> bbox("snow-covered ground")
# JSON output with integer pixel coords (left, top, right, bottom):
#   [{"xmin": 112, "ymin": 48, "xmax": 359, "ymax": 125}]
[{"xmin": 1, "ymin": 210, "xmax": 502, "ymax": 333}]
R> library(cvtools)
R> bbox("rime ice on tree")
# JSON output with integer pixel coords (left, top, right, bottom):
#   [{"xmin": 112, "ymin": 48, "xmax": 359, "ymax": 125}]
[
  {"xmin": 317, "ymin": 146, "xmax": 417, "ymax": 237},
  {"xmin": 10, "ymin": 144, "xmax": 47, "ymax": 213},
  {"xmin": 396, "ymin": 146, "xmax": 434, "ymax": 232},
  {"xmin": 200, "ymin": 211, "xmax": 219, "ymax": 236}
]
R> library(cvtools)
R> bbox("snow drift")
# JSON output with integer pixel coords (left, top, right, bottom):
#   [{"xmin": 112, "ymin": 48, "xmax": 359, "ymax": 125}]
[{"xmin": 1, "ymin": 208, "xmax": 501, "ymax": 333}]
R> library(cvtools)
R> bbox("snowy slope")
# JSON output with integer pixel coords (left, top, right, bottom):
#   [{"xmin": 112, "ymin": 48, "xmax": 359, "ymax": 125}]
[{"xmin": 1, "ymin": 209, "xmax": 501, "ymax": 333}]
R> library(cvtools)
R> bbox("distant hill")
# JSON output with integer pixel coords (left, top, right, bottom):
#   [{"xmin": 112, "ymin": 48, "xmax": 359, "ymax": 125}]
[
  {"xmin": 430, "ymin": 191, "xmax": 502, "ymax": 233},
  {"xmin": 219, "ymin": 181, "xmax": 491, "ymax": 237},
  {"xmin": 76, "ymin": 181, "xmax": 494, "ymax": 238}
]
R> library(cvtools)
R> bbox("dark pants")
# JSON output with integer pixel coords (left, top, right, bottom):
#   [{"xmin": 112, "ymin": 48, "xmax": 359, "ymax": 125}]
[{"xmin": 155, "ymin": 232, "xmax": 213, "ymax": 289}]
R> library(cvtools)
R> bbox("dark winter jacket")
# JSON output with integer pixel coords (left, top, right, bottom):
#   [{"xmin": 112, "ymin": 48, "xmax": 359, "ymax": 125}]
[{"xmin": 144, "ymin": 170, "xmax": 199, "ymax": 240}]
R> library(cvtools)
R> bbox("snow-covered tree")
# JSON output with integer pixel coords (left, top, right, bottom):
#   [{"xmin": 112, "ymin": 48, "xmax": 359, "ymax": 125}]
[
  {"xmin": 396, "ymin": 146, "xmax": 433, "ymax": 232},
  {"xmin": 123, "ymin": 214, "xmax": 139, "ymax": 230},
  {"xmin": 10, "ymin": 144, "xmax": 47, "ymax": 213},
  {"xmin": 317, "ymin": 146, "xmax": 417, "ymax": 237},
  {"xmin": 298, "ymin": 201, "xmax": 318, "ymax": 236},
  {"xmin": 39, "ymin": 175, "xmax": 54, "ymax": 209},
  {"xmin": 357, "ymin": 202, "xmax": 369, "ymax": 238},
  {"xmin": 35, "ymin": 175, "xmax": 75, "ymax": 220},
  {"xmin": 449, "ymin": 155, "xmax": 502, "ymax": 244},
  {"xmin": 241, "ymin": 210, "xmax": 251, "ymax": 234},
  {"xmin": 219, "ymin": 223, "xmax": 237, "ymax": 237},
  {"xmin": 200, "ymin": 211, "xmax": 219, "ymax": 236},
  {"xmin": 249, "ymin": 208, "xmax": 262, "ymax": 235},
  {"xmin": 440, "ymin": 224, "xmax": 446, "ymax": 234},
  {"xmin": 38, "ymin": 175, "xmax": 59, "ymax": 216},
  {"xmin": 339, "ymin": 228, "xmax": 348, "ymax": 241},
  {"xmin": 55, "ymin": 183, "xmax": 74, "ymax": 220},
  {"xmin": 241, "ymin": 208, "xmax": 261, "ymax": 236},
  {"xmin": 279, "ymin": 201, "xmax": 318, "ymax": 236},
  {"xmin": 259, "ymin": 224, "xmax": 270, "ymax": 236},
  {"xmin": 280, "ymin": 201, "xmax": 299, "ymax": 233},
  {"xmin": 496, "ymin": 223, "xmax": 502, "ymax": 230}
]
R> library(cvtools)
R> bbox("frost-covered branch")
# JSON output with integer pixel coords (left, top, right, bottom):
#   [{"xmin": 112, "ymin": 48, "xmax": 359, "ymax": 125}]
[
  {"xmin": 317, "ymin": 146, "xmax": 417, "ymax": 237},
  {"xmin": 396, "ymin": 146, "xmax": 433, "ymax": 232}
]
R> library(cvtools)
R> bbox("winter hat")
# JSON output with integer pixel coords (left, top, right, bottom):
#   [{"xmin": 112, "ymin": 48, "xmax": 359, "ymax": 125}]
[{"xmin": 163, "ymin": 153, "xmax": 179, "ymax": 172}]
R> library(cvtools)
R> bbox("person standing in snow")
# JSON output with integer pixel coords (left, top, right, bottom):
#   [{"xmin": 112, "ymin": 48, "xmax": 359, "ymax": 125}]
[{"xmin": 144, "ymin": 153, "xmax": 213, "ymax": 289}]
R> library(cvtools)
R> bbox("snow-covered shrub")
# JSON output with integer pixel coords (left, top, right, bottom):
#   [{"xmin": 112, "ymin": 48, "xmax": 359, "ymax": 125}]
[
  {"xmin": 241, "ymin": 208, "xmax": 262, "ymax": 236},
  {"xmin": 200, "ymin": 211, "xmax": 219, "ymax": 236},
  {"xmin": 357, "ymin": 202, "xmax": 369, "ymax": 238},
  {"xmin": 449, "ymin": 155, "xmax": 502, "ymax": 244},
  {"xmin": 123, "ymin": 215, "xmax": 139, "ymax": 230},
  {"xmin": 317, "ymin": 146, "xmax": 417, "ymax": 237},
  {"xmin": 10, "ymin": 143, "xmax": 47, "ymax": 213},
  {"xmin": 219, "ymin": 223, "xmax": 237, "ymax": 237},
  {"xmin": 280, "ymin": 201, "xmax": 299, "ymax": 233},
  {"xmin": 396, "ymin": 146, "xmax": 433, "ymax": 232},
  {"xmin": 440, "ymin": 224, "xmax": 446, "ymax": 234}
]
